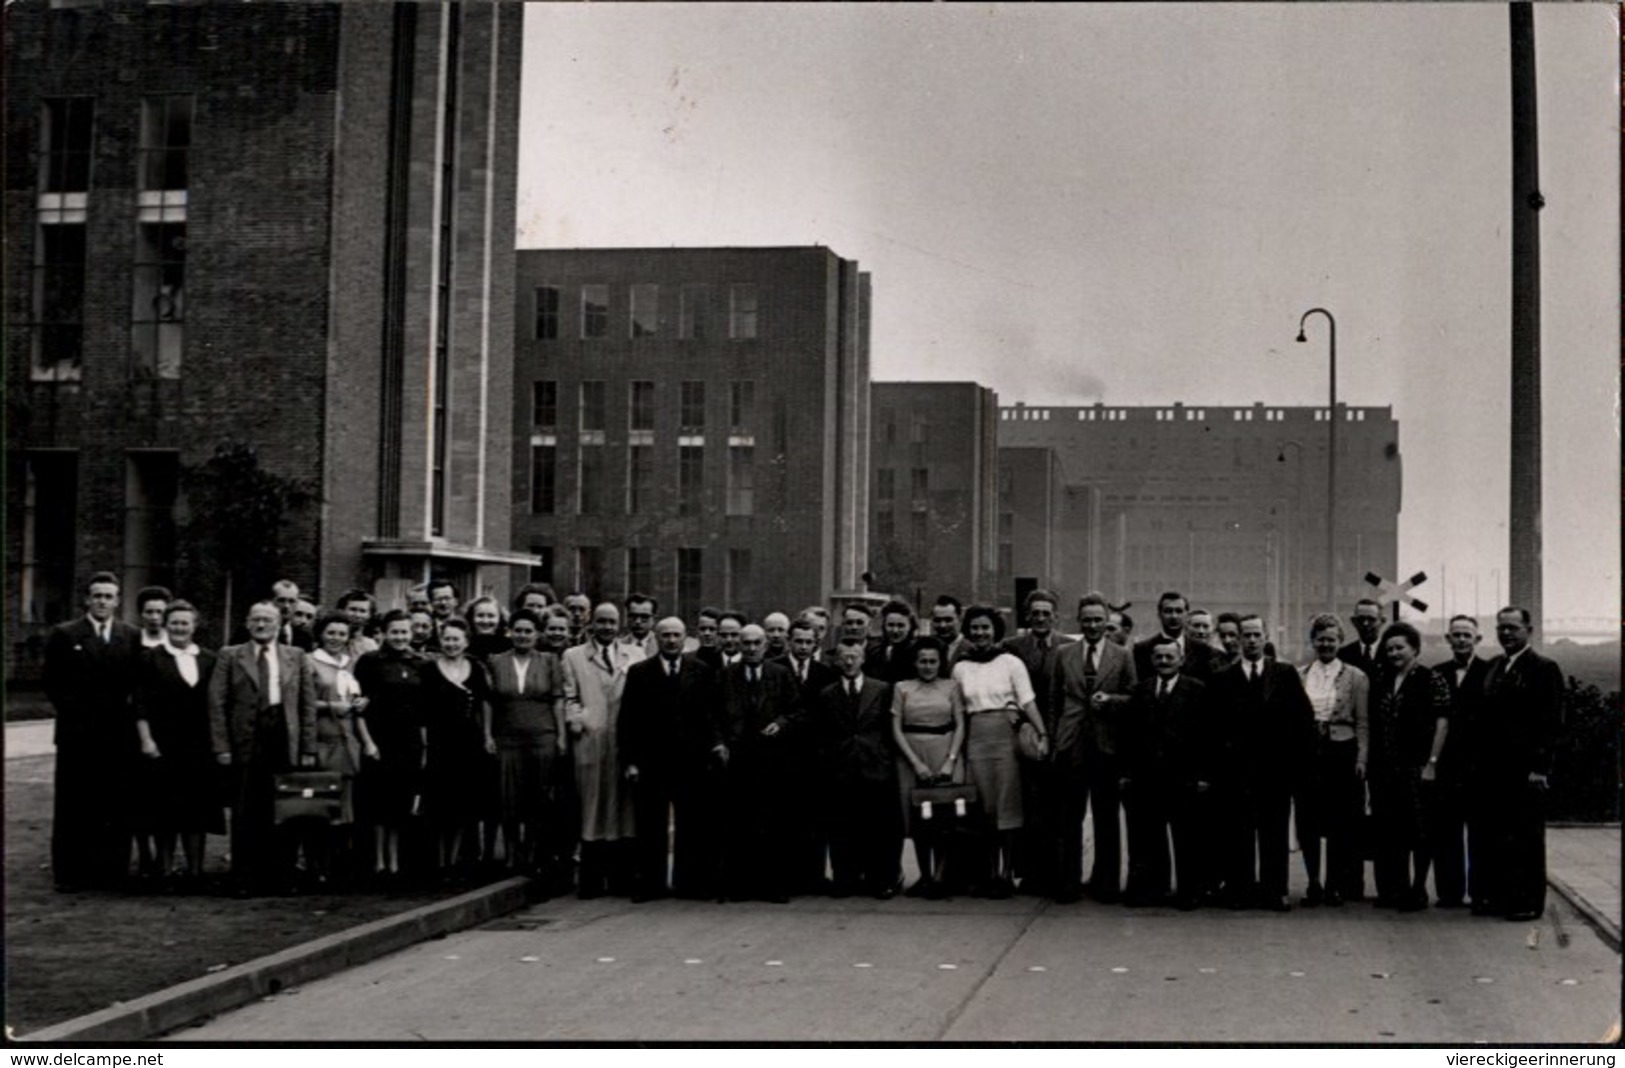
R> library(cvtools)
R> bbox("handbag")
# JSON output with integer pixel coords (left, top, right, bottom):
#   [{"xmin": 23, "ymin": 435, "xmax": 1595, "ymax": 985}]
[
  {"xmin": 272, "ymin": 770, "xmax": 345, "ymax": 825},
  {"xmin": 909, "ymin": 782, "xmax": 981, "ymax": 828}
]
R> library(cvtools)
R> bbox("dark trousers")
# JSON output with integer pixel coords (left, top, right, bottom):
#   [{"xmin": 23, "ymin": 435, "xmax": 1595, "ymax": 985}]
[
  {"xmin": 231, "ymin": 706, "xmax": 296, "ymax": 891},
  {"xmin": 1370, "ymin": 769, "xmax": 1428, "ymax": 902},
  {"xmin": 1481, "ymin": 773, "xmax": 1547, "ymax": 915},
  {"xmin": 631, "ymin": 761, "xmax": 720, "ymax": 897},
  {"xmin": 52, "ymin": 741, "xmax": 131, "ymax": 889},
  {"xmin": 1123, "ymin": 775, "xmax": 1199, "ymax": 901},
  {"xmin": 1427, "ymin": 773, "xmax": 1470, "ymax": 904},
  {"xmin": 1295, "ymin": 737, "xmax": 1362, "ymax": 893},
  {"xmin": 1014, "ymin": 755, "xmax": 1057, "ymax": 893},
  {"xmin": 1056, "ymin": 747, "xmax": 1123, "ymax": 896},
  {"xmin": 827, "ymin": 777, "xmax": 901, "ymax": 894},
  {"xmin": 1226, "ymin": 775, "xmax": 1292, "ymax": 901},
  {"xmin": 718, "ymin": 754, "xmax": 794, "ymax": 900}
]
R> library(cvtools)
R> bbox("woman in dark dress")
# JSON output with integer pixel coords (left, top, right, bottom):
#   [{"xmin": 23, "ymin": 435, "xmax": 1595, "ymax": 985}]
[
  {"xmin": 485, "ymin": 609, "xmax": 565, "ymax": 877},
  {"xmin": 132, "ymin": 600, "xmax": 221, "ymax": 890},
  {"xmin": 1368, "ymin": 621, "xmax": 1452, "ymax": 912},
  {"xmin": 420, "ymin": 618, "xmax": 492, "ymax": 876},
  {"xmin": 354, "ymin": 609, "xmax": 428, "ymax": 878}
]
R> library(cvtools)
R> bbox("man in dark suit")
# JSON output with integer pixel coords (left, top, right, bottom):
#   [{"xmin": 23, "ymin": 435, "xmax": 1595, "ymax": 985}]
[
  {"xmin": 1120, "ymin": 636, "xmax": 1212, "ymax": 909},
  {"xmin": 1002, "ymin": 587, "xmax": 1072, "ymax": 896},
  {"xmin": 1132, "ymin": 591, "xmax": 1215, "ymax": 682},
  {"xmin": 1337, "ymin": 598, "xmax": 1385, "ymax": 677},
  {"xmin": 1477, "ymin": 606, "xmax": 1564, "ymax": 921},
  {"xmin": 619, "ymin": 617, "xmax": 722, "ymax": 901},
  {"xmin": 1048, "ymin": 591, "xmax": 1138, "ymax": 903},
  {"xmin": 1431, "ymin": 614, "xmax": 1492, "ymax": 909},
  {"xmin": 208, "ymin": 600, "xmax": 319, "ymax": 895},
  {"xmin": 929, "ymin": 595, "xmax": 971, "ymax": 666},
  {"xmin": 714, "ymin": 624, "xmax": 802, "ymax": 901},
  {"xmin": 43, "ymin": 571, "xmax": 144, "ymax": 891},
  {"xmin": 779, "ymin": 618, "xmax": 840, "ymax": 893},
  {"xmin": 1209, "ymin": 613, "xmax": 1315, "ymax": 910},
  {"xmin": 811, "ymin": 639, "xmax": 901, "ymax": 898}
]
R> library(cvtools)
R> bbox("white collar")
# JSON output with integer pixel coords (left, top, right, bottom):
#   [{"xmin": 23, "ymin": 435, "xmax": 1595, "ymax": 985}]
[
  {"xmin": 312, "ymin": 648, "xmax": 350, "ymax": 669},
  {"xmin": 164, "ymin": 638, "xmax": 201, "ymax": 657}
]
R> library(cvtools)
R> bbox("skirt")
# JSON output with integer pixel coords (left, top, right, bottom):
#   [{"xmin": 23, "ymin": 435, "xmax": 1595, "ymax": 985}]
[{"xmin": 964, "ymin": 711, "xmax": 1023, "ymax": 831}]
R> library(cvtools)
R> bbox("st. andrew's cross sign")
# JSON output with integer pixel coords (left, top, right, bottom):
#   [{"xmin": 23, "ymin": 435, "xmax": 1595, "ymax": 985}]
[{"xmin": 1365, "ymin": 570, "xmax": 1429, "ymax": 621}]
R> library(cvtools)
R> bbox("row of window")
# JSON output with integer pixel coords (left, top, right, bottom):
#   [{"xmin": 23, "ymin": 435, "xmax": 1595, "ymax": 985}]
[
  {"xmin": 1004, "ymin": 407, "xmax": 1376, "ymax": 423},
  {"xmin": 529, "ymin": 443, "xmax": 756, "ymax": 518},
  {"xmin": 874, "ymin": 510, "xmax": 933, "ymax": 548},
  {"xmin": 873, "ymin": 467, "xmax": 929, "ymax": 503},
  {"xmin": 533, "ymin": 282, "xmax": 758, "ymax": 342},
  {"xmin": 31, "ymin": 96, "xmax": 194, "ymax": 382},
  {"xmin": 531, "ymin": 544, "xmax": 755, "ymax": 621},
  {"xmin": 530, "ymin": 379, "xmax": 755, "ymax": 434}
]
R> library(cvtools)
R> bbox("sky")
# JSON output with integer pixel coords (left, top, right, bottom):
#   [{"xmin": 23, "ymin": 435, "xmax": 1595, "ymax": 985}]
[{"xmin": 516, "ymin": 3, "xmax": 1619, "ymax": 633}]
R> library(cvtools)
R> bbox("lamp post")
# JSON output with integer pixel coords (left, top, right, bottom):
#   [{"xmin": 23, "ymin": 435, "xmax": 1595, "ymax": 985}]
[{"xmin": 1296, "ymin": 308, "xmax": 1337, "ymax": 614}]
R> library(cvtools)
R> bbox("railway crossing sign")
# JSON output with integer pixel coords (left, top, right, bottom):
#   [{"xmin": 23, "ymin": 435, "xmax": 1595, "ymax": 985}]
[{"xmin": 1365, "ymin": 570, "xmax": 1429, "ymax": 621}]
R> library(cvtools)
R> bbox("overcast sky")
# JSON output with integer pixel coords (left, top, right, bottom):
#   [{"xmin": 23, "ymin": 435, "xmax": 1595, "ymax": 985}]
[{"xmin": 516, "ymin": 3, "xmax": 1618, "ymax": 632}]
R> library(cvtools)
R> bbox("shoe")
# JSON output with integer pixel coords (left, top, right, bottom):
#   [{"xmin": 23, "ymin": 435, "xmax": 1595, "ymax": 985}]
[
  {"xmin": 1174, "ymin": 895, "xmax": 1201, "ymax": 912},
  {"xmin": 1504, "ymin": 909, "xmax": 1542, "ymax": 922},
  {"xmin": 985, "ymin": 876, "xmax": 1014, "ymax": 900},
  {"xmin": 1470, "ymin": 900, "xmax": 1498, "ymax": 917},
  {"xmin": 1396, "ymin": 895, "xmax": 1428, "ymax": 913},
  {"xmin": 921, "ymin": 880, "xmax": 948, "ymax": 901},
  {"xmin": 1261, "ymin": 896, "xmax": 1291, "ymax": 913},
  {"xmin": 1053, "ymin": 884, "xmax": 1084, "ymax": 905},
  {"xmin": 1323, "ymin": 889, "xmax": 1344, "ymax": 908},
  {"xmin": 904, "ymin": 878, "xmax": 933, "ymax": 899},
  {"xmin": 1300, "ymin": 883, "xmax": 1324, "ymax": 908},
  {"xmin": 873, "ymin": 882, "xmax": 900, "ymax": 901},
  {"xmin": 1434, "ymin": 898, "xmax": 1464, "ymax": 910},
  {"xmin": 1372, "ymin": 896, "xmax": 1400, "ymax": 910},
  {"xmin": 630, "ymin": 887, "xmax": 668, "ymax": 904}
]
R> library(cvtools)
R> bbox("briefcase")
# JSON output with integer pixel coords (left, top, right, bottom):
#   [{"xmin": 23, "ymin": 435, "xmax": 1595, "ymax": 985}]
[
  {"xmin": 909, "ymin": 783, "xmax": 981, "ymax": 835},
  {"xmin": 272, "ymin": 771, "xmax": 344, "ymax": 825}
]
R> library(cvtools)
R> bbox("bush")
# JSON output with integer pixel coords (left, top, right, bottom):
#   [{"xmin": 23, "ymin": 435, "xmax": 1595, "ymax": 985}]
[{"xmin": 1548, "ymin": 676, "xmax": 1621, "ymax": 823}]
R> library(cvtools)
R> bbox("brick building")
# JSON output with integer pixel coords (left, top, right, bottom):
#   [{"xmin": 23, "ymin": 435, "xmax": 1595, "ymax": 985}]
[
  {"xmin": 868, "ymin": 382, "xmax": 999, "ymax": 609},
  {"xmin": 999, "ymin": 401, "xmax": 1402, "ymax": 646},
  {"xmin": 996, "ymin": 445, "xmax": 1066, "ymax": 605},
  {"xmin": 512, "ymin": 246, "xmax": 871, "ymax": 622},
  {"xmin": 6, "ymin": 2, "xmax": 528, "ymax": 675}
]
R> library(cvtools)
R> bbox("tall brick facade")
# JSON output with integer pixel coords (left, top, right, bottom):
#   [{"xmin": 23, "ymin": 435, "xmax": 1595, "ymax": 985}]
[
  {"xmin": 6, "ymin": 2, "xmax": 527, "ymax": 679},
  {"xmin": 512, "ymin": 247, "xmax": 871, "ymax": 622}
]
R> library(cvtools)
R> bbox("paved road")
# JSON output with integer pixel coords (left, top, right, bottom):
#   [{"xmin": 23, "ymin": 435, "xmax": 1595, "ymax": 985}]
[{"xmin": 181, "ymin": 888, "xmax": 1618, "ymax": 1043}]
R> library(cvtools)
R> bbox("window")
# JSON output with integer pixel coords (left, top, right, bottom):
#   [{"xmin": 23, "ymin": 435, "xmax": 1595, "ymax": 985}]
[
  {"xmin": 581, "ymin": 284, "xmax": 609, "ymax": 339},
  {"xmin": 578, "ymin": 444, "xmax": 604, "ymax": 515},
  {"xmin": 627, "ymin": 546, "xmax": 652, "ymax": 598},
  {"xmin": 41, "ymin": 98, "xmax": 94, "ymax": 194},
  {"xmin": 911, "ymin": 418, "xmax": 928, "ymax": 444},
  {"xmin": 30, "ymin": 221, "xmax": 86, "ymax": 381},
  {"xmin": 131, "ymin": 220, "xmax": 186, "ymax": 378},
  {"xmin": 579, "ymin": 380, "xmax": 606, "ymax": 433},
  {"xmin": 123, "ymin": 452, "xmax": 179, "ymax": 598},
  {"xmin": 529, "ymin": 545, "xmax": 554, "ymax": 586},
  {"xmin": 20, "ymin": 451, "xmax": 77, "ymax": 625},
  {"xmin": 881, "ymin": 407, "xmax": 896, "ymax": 445},
  {"xmin": 627, "ymin": 444, "xmax": 654, "ymax": 514},
  {"xmin": 577, "ymin": 546, "xmax": 603, "ymax": 601},
  {"xmin": 677, "ymin": 548, "xmax": 703, "ymax": 621},
  {"xmin": 630, "ymin": 283, "xmax": 658, "ymax": 338},
  {"xmin": 729, "ymin": 380, "xmax": 755, "ymax": 432},
  {"xmin": 680, "ymin": 380, "xmax": 706, "ymax": 432},
  {"xmin": 726, "ymin": 446, "xmax": 754, "ymax": 516},
  {"xmin": 910, "ymin": 467, "xmax": 929, "ymax": 502},
  {"xmin": 726, "ymin": 549, "xmax": 753, "ymax": 608},
  {"xmin": 534, "ymin": 286, "xmax": 560, "ymax": 339},
  {"xmin": 532, "ymin": 381, "xmax": 558, "ymax": 429},
  {"xmin": 678, "ymin": 445, "xmax": 704, "ymax": 516},
  {"xmin": 679, "ymin": 284, "xmax": 709, "ymax": 340},
  {"xmin": 876, "ymin": 468, "xmax": 894, "ymax": 503},
  {"xmin": 729, "ymin": 283, "xmax": 758, "ymax": 339},
  {"xmin": 629, "ymin": 381, "xmax": 655, "ymax": 432},
  {"xmin": 530, "ymin": 444, "xmax": 556, "ymax": 514},
  {"xmin": 877, "ymin": 510, "xmax": 895, "ymax": 543},
  {"xmin": 139, "ymin": 96, "xmax": 193, "ymax": 192},
  {"xmin": 911, "ymin": 511, "xmax": 929, "ymax": 546}
]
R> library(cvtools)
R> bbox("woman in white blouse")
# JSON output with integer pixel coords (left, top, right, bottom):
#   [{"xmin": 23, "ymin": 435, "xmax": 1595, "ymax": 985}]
[
  {"xmin": 951, "ymin": 605, "xmax": 1050, "ymax": 897},
  {"xmin": 1295, "ymin": 613, "xmax": 1370, "ymax": 907}
]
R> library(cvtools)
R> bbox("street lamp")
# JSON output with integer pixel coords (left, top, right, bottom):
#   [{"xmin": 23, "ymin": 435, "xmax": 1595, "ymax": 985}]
[
  {"xmin": 1297, "ymin": 308, "xmax": 1337, "ymax": 614},
  {"xmin": 1277, "ymin": 440, "xmax": 1306, "ymax": 640}
]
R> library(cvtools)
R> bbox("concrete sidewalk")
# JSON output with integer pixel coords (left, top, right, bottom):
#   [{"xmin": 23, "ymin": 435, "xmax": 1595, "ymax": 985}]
[
  {"xmin": 5, "ymin": 719, "xmax": 54, "ymax": 760},
  {"xmin": 1546, "ymin": 825, "xmax": 1621, "ymax": 951}
]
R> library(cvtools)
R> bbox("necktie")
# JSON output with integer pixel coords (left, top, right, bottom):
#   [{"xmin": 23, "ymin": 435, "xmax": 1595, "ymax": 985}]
[
  {"xmin": 601, "ymin": 644, "xmax": 613, "ymax": 673},
  {"xmin": 667, "ymin": 657, "xmax": 679, "ymax": 679},
  {"xmin": 100, "ymin": 623, "xmax": 110, "ymax": 645},
  {"xmin": 1085, "ymin": 643, "xmax": 1099, "ymax": 681},
  {"xmin": 747, "ymin": 666, "xmax": 758, "ymax": 686},
  {"xmin": 1159, "ymin": 679, "xmax": 1170, "ymax": 700},
  {"xmin": 257, "ymin": 645, "xmax": 272, "ymax": 710},
  {"xmin": 1037, "ymin": 637, "xmax": 1049, "ymax": 654},
  {"xmin": 797, "ymin": 659, "xmax": 807, "ymax": 683}
]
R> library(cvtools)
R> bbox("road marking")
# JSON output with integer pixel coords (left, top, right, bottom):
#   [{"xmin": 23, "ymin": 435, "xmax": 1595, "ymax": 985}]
[
  {"xmin": 683, "ymin": 958, "xmax": 703, "ymax": 965},
  {"xmin": 1111, "ymin": 967, "xmax": 1129, "ymax": 974},
  {"xmin": 937, "ymin": 963, "xmax": 958, "ymax": 970},
  {"xmin": 1027, "ymin": 966, "xmax": 1047, "ymax": 973},
  {"xmin": 1198, "ymin": 967, "xmax": 1217, "ymax": 974},
  {"xmin": 853, "ymin": 962, "xmax": 873, "ymax": 969},
  {"xmin": 1559, "ymin": 979, "xmax": 1579, "ymax": 986},
  {"xmin": 1474, "ymin": 976, "xmax": 1495, "ymax": 984},
  {"xmin": 443, "ymin": 955, "xmax": 460, "ymax": 961},
  {"xmin": 596, "ymin": 957, "xmax": 616, "ymax": 963},
  {"xmin": 765, "ymin": 960, "xmax": 784, "ymax": 967},
  {"xmin": 519, "ymin": 956, "xmax": 540, "ymax": 963},
  {"xmin": 1289, "ymin": 971, "xmax": 1306, "ymax": 977}
]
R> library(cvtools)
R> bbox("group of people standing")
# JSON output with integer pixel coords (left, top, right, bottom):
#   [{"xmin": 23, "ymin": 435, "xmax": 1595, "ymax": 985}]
[{"xmin": 42, "ymin": 572, "xmax": 1562, "ymax": 922}]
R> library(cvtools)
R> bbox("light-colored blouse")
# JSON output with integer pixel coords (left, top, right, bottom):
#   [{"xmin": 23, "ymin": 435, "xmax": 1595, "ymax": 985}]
[{"xmin": 951, "ymin": 653, "xmax": 1036, "ymax": 713}]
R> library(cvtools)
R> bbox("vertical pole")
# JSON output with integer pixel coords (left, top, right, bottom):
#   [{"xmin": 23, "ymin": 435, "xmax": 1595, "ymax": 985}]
[{"xmin": 1508, "ymin": 3, "xmax": 1544, "ymax": 628}]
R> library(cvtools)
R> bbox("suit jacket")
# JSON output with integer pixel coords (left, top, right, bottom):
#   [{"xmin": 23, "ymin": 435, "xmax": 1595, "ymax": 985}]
[
  {"xmin": 43, "ymin": 616, "xmax": 143, "ymax": 751},
  {"xmin": 863, "ymin": 638, "xmax": 917, "ymax": 684},
  {"xmin": 1120, "ymin": 675, "xmax": 1212, "ymax": 787},
  {"xmin": 1480, "ymin": 646, "xmax": 1564, "ymax": 779},
  {"xmin": 618, "ymin": 652, "xmax": 719, "ymax": 773},
  {"xmin": 1132, "ymin": 632, "xmax": 1216, "ymax": 682},
  {"xmin": 813, "ymin": 675, "xmax": 895, "ymax": 785},
  {"xmin": 1209, "ymin": 657, "xmax": 1314, "ymax": 779},
  {"xmin": 207, "ymin": 641, "xmax": 319, "ymax": 767},
  {"xmin": 1001, "ymin": 631, "xmax": 1074, "ymax": 715},
  {"xmin": 1431, "ymin": 655, "xmax": 1491, "ymax": 777},
  {"xmin": 1337, "ymin": 638, "xmax": 1383, "ymax": 680},
  {"xmin": 1048, "ymin": 638, "xmax": 1139, "ymax": 759},
  {"xmin": 716, "ymin": 659, "xmax": 802, "ymax": 755},
  {"xmin": 1298, "ymin": 658, "xmax": 1371, "ymax": 765}
]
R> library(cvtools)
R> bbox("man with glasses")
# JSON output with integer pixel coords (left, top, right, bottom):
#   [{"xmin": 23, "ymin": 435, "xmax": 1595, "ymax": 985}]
[{"xmin": 620, "ymin": 594, "xmax": 659, "ymax": 658}]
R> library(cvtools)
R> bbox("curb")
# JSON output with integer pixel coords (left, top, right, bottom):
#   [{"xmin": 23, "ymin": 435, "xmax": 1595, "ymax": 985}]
[
  {"xmin": 19, "ymin": 876, "xmax": 533, "ymax": 1042},
  {"xmin": 1548, "ymin": 873, "xmax": 1622, "ymax": 953}
]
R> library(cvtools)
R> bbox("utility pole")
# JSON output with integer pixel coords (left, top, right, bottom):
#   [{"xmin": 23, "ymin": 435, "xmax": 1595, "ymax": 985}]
[{"xmin": 1508, "ymin": 3, "xmax": 1544, "ymax": 627}]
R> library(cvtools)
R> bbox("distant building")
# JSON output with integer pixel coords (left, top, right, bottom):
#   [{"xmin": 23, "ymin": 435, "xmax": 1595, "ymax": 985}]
[
  {"xmin": 6, "ymin": 2, "xmax": 528, "ymax": 677},
  {"xmin": 868, "ymin": 382, "xmax": 999, "ymax": 608},
  {"xmin": 999, "ymin": 401, "xmax": 1402, "ymax": 644},
  {"xmin": 997, "ymin": 445, "xmax": 1066, "ymax": 605},
  {"xmin": 512, "ymin": 246, "xmax": 871, "ymax": 621}
]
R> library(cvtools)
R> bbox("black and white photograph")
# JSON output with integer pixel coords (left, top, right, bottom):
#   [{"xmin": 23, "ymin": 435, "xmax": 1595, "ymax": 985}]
[{"xmin": 4, "ymin": 0, "xmax": 1619, "ymax": 1049}]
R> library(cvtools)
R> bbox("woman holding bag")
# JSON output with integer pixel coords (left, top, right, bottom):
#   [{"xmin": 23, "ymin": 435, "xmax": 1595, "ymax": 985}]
[{"xmin": 891, "ymin": 637, "xmax": 967, "ymax": 899}]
